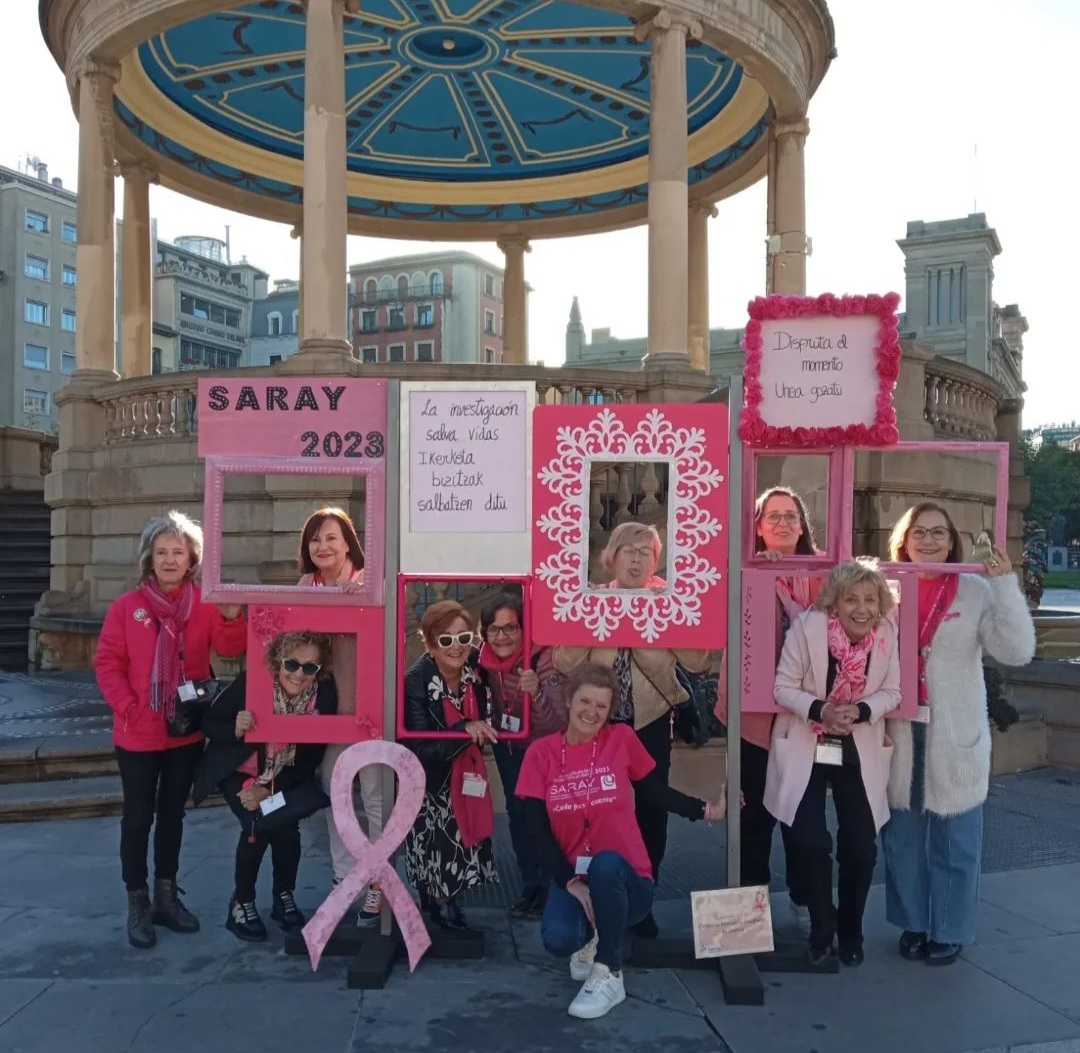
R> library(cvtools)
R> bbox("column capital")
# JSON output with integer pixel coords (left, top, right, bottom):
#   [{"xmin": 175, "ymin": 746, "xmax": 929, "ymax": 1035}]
[
  {"xmin": 71, "ymin": 57, "xmax": 120, "ymax": 87},
  {"xmin": 290, "ymin": 224, "xmax": 302, "ymax": 239},
  {"xmin": 773, "ymin": 116, "xmax": 810, "ymax": 140},
  {"xmin": 118, "ymin": 160, "xmax": 158, "ymax": 185},
  {"xmin": 690, "ymin": 200, "xmax": 719, "ymax": 220},
  {"xmin": 496, "ymin": 235, "xmax": 532, "ymax": 255},
  {"xmin": 633, "ymin": 8, "xmax": 703, "ymax": 42}
]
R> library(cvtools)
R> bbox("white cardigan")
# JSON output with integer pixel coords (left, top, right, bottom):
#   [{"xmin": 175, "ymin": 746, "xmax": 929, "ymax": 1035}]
[{"xmin": 886, "ymin": 574, "xmax": 1035, "ymax": 818}]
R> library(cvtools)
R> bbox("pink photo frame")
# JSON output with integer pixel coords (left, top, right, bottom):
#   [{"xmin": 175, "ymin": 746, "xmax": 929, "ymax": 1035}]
[
  {"xmin": 243, "ymin": 603, "xmax": 385, "ymax": 744},
  {"xmin": 201, "ymin": 455, "xmax": 385, "ymax": 606},
  {"xmin": 739, "ymin": 567, "xmax": 919, "ymax": 719},
  {"xmin": 738, "ymin": 293, "xmax": 902, "ymax": 448},
  {"xmin": 531, "ymin": 404, "xmax": 728, "ymax": 649},
  {"xmin": 396, "ymin": 575, "xmax": 533, "ymax": 741}
]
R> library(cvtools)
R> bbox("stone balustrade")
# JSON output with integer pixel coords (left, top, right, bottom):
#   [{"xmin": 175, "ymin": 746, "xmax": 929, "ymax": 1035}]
[
  {"xmin": 0, "ymin": 427, "xmax": 58, "ymax": 491},
  {"xmin": 924, "ymin": 357, "xmax": 1004, "ymax": 441}
]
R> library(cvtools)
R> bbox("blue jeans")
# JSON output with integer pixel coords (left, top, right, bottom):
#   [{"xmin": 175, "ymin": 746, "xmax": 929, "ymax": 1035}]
[
  {"xmin": 493, "ymin": 743, "xmax": 544, "ymax": 891},
  {"xmin": 540, "ymin": 851, "xmax": 654, "ymax": 972},
  {"xmin": 881, "ymin": 724, "xmax": 983, "ymax": 944}
]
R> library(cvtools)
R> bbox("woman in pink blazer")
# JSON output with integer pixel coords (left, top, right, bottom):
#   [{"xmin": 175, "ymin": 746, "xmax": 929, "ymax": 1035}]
[{"xmin": 764, "ymin": 559, "xmax": 900, "ymax": 967}]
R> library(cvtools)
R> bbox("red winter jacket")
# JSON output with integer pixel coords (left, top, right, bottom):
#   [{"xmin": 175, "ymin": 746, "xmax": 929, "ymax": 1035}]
[{"xmin": 94, "ymin": 586, "xmax": 247, "ymax": 752}]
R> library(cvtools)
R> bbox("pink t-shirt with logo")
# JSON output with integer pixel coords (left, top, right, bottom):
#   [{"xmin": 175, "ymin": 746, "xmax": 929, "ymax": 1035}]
[{"xmin": 516, "ymin": 723, "xmax": 656, "ymax": 880}]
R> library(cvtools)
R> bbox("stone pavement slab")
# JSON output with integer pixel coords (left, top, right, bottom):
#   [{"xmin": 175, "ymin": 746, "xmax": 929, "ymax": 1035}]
[
  {"xmin": 980, "ymin": 864, "xmax": 1080, "ymax": 933},
  {"xmin": 965, "ymin": 933, "xmax": 1080, "ymax": 1025},
  {"xmin": 0, "ymin": 980, "xmax": 49, "ymax": 1029}
]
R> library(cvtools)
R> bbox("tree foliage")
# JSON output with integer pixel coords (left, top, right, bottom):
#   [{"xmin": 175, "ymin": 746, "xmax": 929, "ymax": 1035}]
[{"xmin": 1021, "ymin": 437, "xmax": 1080, "ymax": 544}]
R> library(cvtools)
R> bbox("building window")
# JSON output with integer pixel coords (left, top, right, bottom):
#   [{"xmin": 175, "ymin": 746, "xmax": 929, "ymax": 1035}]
[
  {"xmin": 267, "ymin": 311, "xmax": 282, "ymax": 336},
  {"xmin": 397, "ymin": 275, "xmax": 409, "ymax": 300},
  {"xmin": 361, "ymin": 346, "xmax": 378, "ymax": 364},
  {"xmin": 24, "ymin": 389, "xmax": 49, "ymax": 415},
  {"xmin": 179, "ymin": 338, "xmax": 241, "ymax": 370},
  {"xmin": 388, "ymin": 306, "xmax": 406, "ymax": 330},
  {"xmin": 61, "ymin": 309, "xmax": 76, "ymax": 333},
  {"xmin": 484, "ymin": 309, "xmax": 495, "ymax": 334},
  {"xmin": 416, "ymin": 303, "xmax": 434, "ymax": 327},
  {"xmin": 25, "ymin": 300, "xmax": 49, "ymax": 326},
  {"xmin": 269, "ymin": 354, "xmax": 282, "ymax": 365},
  {"xmin": 485, "ymin": 347, "xmax": 496, "ymax": 364},
  {"xmin": 61, "ymin": 221, "xmax": 77, "ymax": 244},
  {"xmin": 291, "ymin": 310, "xmax": 299, "ymax": 334},
  {"xmin": 25, "ymin": 209, "xmax": 49, "ymax": 234},
  {"xmin": 484, "ymin": 273, "xmax": 495, "ymax": 296},
  {"xmin": 388, "ymin": 343, "xmax": 405, "ymax": 363},
  {"xmin": 416, "ymin": 341, "xmax": 434, "ymax": 363},
  {"xmin": 180, "ymin": 293, "xmax": 241, "ymax": 329},
  {"xmin": 360, "ymin": 309, "xmax": 378, "ymax": 333},
  {"xmin": 61, "ymin": 351, "xmax": 76, "ymax": 375},
  {"xmin": 151, "ymin": 347, "xmax": 162, "ymax": 374},
  {"xmin": 24, "ymin": 343, "xmax": 49, "ymax": 370},
  {"xmin": 364, "ymin": 278, "xmax": 377, "ymax": 302},
  {"xmin": 430, "ymin": 271, "xmax": 444, "ymax": 296},
  {"xmin": 62, "ymin": 264, "xmax": 76, "ymax": 287},
  {"xmin": 25, "ymin": 254, "xmax": 50, "ymax": 281}
]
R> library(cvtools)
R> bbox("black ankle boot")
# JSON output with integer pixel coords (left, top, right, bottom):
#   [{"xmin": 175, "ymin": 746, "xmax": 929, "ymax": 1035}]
[
  {"xmin": 270, "ymin": 890, "xmax": 305, "ymax": 931},
  {"xmin": 152, "ymin": 878, "xmax": 200, "ymax": 933},
  {"xmin": 127, "ymin": 888, "xmax": 156, "ymax": 949}
]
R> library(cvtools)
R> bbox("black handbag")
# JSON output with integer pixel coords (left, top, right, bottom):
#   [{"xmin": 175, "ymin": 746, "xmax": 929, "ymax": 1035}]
[
  {"xmin": 166, "ymin": 678, "xmax": 223, "ymax": 737},
  {"xmin": 247, "ymin": 781, "xmax": 330, "ymax": 836},
  {"xmin": 632, "ymin": 655, "xmax": 710, "ymax": 748}
]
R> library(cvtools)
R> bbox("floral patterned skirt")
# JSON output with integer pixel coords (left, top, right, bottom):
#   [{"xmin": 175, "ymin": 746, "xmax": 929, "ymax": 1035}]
[{"xmin": 404, "ymin": 778, "xmax": 497, "ymax": 901}]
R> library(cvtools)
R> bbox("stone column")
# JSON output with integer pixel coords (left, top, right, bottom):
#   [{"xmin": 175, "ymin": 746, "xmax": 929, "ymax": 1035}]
[
  {"xmin": 636, "ymin": 9, "xmax": 701, "ymax": 365},
  {"xmin": 996, "ymin": 396, "xmax": 1029, "ymax": 568},
  {"xmin": 766, "ymin": 117, "xmax": 810, "ymax": 295},
  {"xmin": 687, "ymin": 201, "xmax": 717, "ymax": 372},
  {"xmin": 118, "ymin": 163, "xmax": 156, "ymax": 379},
  {"xmin": 299, "ymin": 0, "xmax": 351, "ymax": 358},
  {"xmin": 497, "ymin": 235, "xmax": 530, "ymax": 365}
]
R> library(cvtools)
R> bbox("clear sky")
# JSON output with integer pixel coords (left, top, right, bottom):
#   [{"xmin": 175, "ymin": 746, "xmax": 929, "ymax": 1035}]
[{"xmin": 5, "ymin": 0, "xmax": 1075, "ymax": 427}]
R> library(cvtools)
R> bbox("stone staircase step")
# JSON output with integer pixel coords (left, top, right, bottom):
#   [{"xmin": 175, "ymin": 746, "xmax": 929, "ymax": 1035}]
[{"xmin": 0, "ymin": 740, "xmax": 117, "ymax": 784}]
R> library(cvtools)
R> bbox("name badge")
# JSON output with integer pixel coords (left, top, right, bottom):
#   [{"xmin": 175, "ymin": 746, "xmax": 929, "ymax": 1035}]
[
  {"xmin": 259, "ymin": 791, "xmax": 286, "ymax": 815},
  {"xmin": 575, "ymin": 855, "xmax": 592, "ymax": 876},
  {"xmin": 462, "ymin": 773, "xmax": 488, "ymax": 798},
  {"xmin": 915, "ymin": 705, "xmax": 931, "ymax": 724},
  {"xmin": 177, "ymin": 681, "xmax": 198, "ymax": 702},
  {"xmin": 500, "ymin": 714, "xmax": 521, "ymax": 733},
  {"xmin": 815, "ymin": 738, "xmax": 844, "ymax": 766}
]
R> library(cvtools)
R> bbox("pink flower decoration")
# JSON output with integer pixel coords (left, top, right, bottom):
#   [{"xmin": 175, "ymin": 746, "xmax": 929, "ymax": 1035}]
[{"xmin": 251, "ymin": 606, "xmax": 287, "ymax": 644}]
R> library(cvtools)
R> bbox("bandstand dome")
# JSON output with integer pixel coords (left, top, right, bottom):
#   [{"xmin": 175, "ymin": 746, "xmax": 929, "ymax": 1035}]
[{"xmin": 39, "ymin": 0, "xmax": 834, "ymax": 241}]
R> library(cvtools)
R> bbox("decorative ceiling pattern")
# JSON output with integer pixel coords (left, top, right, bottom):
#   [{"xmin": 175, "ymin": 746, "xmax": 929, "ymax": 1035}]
[{"xmin": 116, "ymin": 0, "xmax": 772, "ymax": 226}]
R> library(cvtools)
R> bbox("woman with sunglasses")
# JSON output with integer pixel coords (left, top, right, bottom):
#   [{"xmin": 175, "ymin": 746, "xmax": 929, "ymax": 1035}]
[
  {"xmin": 402, "ymin": 600, "xmax": 497, "ymax": 929},
  {"xmin": 477, "ymin": 591, "xmax": 567, "ymax": 920},
  {"xmin": 715, "ymin": 486, "xmax": 821, "ymax": 935},
  {"xmin": 194, "ymin": 631, "xmax": 337, "ymax": 942},
  {"xmin": 881, "ymin": 503, "xmax": 1034, "ymax": 965},
  {"xmin": 296, "ymin": 506, "xmax": 384, "ymax": 927}
]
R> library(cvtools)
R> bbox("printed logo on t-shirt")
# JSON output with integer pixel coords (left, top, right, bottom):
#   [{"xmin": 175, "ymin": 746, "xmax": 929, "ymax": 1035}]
[
  {"xmin": 548, "ymin": 764, "xmax": 618, "ymax": 814},
  {"xmin": 600, "ymin": 773, "xmax": 617, "ymax": 791}
]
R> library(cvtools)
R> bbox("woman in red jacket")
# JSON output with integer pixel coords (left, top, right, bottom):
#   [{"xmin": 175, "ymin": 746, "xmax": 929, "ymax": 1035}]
[{"xmin": 94, "ymin": 511, "xmax": 246, "ymax": 949}]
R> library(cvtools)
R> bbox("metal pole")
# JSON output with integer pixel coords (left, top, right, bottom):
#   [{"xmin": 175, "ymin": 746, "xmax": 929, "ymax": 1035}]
[{"xmin": 724, "ymin": 374, "xmax": 744, "ymax": 888}]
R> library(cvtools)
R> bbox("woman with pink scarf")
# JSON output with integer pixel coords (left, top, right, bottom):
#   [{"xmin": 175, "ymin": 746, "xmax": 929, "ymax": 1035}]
[
  {"xmin": 764, "ymin": 559, "xmax": 900, "ymax": 967},
  {"xmin": 94, "ymin": 511, "xmax": 246, "ymax": 950}
]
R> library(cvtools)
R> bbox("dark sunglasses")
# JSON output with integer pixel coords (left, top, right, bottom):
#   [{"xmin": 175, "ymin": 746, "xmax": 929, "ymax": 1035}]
[
  {"xmin": 436, "ymin": 631, "xmax": 475, "ymax": 649},
  {"xmin": 282, "ymin": 658, "xmax": 322, "ymax": 676}
]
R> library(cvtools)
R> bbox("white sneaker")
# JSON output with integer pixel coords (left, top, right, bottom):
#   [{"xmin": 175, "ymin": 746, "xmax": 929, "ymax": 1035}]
[
  {"xmin": 569, "ymin": 933, "xmax": 598, "ymax": 981},
  {"xmin": 356, "ymin": 885, "xmax": 383, "ymax": 928},
  {"xmin": 567, "ymin": 962, "xmax": 626, "ymax": 1020},
  {"xmin": 790, "ymin": 898, "xmax": 811, "ymax": 937}
]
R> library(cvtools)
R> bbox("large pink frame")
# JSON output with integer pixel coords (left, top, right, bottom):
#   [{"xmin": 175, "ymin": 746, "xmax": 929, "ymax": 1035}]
[
  {"xmin": 243, "ymin": 603, "xmax": 385, "ymax": 744},
  {"xmin": 201, "ymin": 455, "xmax": 386, "ymax": 606},
  {"xmin": 395, "ymin": 575, "xmax": 533, "ymax": 741}
]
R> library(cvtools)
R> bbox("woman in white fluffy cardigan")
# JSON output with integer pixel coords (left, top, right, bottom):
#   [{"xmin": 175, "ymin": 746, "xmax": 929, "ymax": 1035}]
[{"xmin": 881, "ymin": 502, "xmax": 1035, "ymax": 967}]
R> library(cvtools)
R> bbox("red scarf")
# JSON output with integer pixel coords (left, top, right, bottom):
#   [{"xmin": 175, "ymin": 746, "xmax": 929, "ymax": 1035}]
[
  {"xmin": 476, "ymin": 642, "xmax": 521, "ymax": 675},
  {"xmin": 917, "ymin": 575, "xmax": 959, "ymax": 705},
  {"xmin": 139, "ymin": 579, "xmax": 195, "ymax": 717},
  {"xmin": 825, "ymin": 616, "xmax": 874, "ymax": 703},
  {"xmin": 312, "ymin": 558, "xmax": 362, "ymax": 587},
  {"xmin": 441, "ymin": 684, "xmax": 494, "ymax": 848}
]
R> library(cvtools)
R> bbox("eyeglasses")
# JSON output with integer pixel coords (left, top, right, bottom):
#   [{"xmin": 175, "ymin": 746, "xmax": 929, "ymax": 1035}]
[
  {"xmin": 619, "ymin": 546, "xmax": 654, "ymax": 560},
  {"xmin": 282, "ymin": 658, "xmax": 321, "ymax": 676},
  {"xmin": 436, "ymin": 631, "xmax": 476, "ymax": 649},
  {"xmin": 909, "ymin": 527, "xmax": 950, "ymax": 542},
  {"xmin": 486, "ymin": 623, "xmax": 521, "ymax": 638},
  {"xmin": 762, "ymin": 512, "xmax": 800, "ymax": 526}
]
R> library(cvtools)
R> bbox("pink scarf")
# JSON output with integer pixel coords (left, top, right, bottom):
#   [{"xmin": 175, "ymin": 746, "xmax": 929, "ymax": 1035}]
[
  {"xmin": 917, "ymin": 575, "xmax": 959, "ymax": 705},
  {"xmin": 441, "ymin": 684, "xmax": 494, "ymax": 849},
  {"xmin": 312, "ymin": 558, "xmax": 363, "ymax": 587},
  {"xmin": 825, "ymin": 616, "xmax": 874, "ymax": 703},
  {"xmin": 476, "ymin": 642, "xmax": 521, "ymax": 675},
  {"xmin": 139, "ymin": 579, "xmax": 195, "ymax": 717}
]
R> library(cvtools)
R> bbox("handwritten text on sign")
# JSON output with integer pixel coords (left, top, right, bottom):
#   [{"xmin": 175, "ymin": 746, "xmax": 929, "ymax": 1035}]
[
  {"xmin": 756, "ymin": 315, "xmax": 880, "ymax": 430},
  {"xmin": 408, "ymin": 390, "xmax": 527, "ymax": 532}
]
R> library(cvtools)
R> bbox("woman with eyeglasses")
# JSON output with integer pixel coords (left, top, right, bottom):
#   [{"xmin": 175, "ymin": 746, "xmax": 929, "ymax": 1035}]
[
  {"xmin": 715, "ymin": 486, "xmax": 821, "ymax": 936},
  {"xmin": 553, "ymin": 522, "xmax": 711, "ymax": 937},
  {"xmin": 194, "ymin": 631, "xmax": 337, "ymax": 942},
  {"xmin": 402, "ymin": 600, "xmax": 498, "ymax": 930},
  {"xmin": 477, "ymin": 591, "xmax": 567, "ymax": 920},
  {"xmin": 880, "ymin": 503, "xmax": 1034, "ymax": 966}
]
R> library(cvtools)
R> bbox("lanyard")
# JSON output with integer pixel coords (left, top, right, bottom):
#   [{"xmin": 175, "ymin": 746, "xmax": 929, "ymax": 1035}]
[{"xmin": 559, "ymin": 735, "xmax": 600, "ymax": 854}]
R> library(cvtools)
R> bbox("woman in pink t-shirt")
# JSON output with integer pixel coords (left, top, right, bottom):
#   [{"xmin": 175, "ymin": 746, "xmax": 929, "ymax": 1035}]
[{"xmin": 517, "ymin": 663, "xmax": 725, "ymax": 1021}]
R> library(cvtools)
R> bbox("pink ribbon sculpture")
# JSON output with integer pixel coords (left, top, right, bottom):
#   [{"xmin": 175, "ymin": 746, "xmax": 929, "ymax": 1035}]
[{"xmin": 302, "ymin": 740, "xmax": 432, "ymax": 971}]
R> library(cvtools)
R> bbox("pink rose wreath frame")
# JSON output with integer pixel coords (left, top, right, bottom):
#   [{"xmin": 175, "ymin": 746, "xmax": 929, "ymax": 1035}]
[{"xmin": 738, "ymin": 292, "xmax": 902, "ymax": 447}]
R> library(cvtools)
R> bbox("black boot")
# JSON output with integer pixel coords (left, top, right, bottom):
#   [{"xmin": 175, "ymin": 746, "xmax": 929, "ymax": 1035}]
[
  {"xmin": 127, "ymin": 888, "xmax": 156, "ymax": 949},
  {"xmin": 226, "ymin": 897, "xmax": 267, "ymax": 942},
  {"xmin": 270, "ymin": 890, "xmax": 305, "ymax": 931},
  {"xmin": 152, "ymin": 878, "xmax": 200, "ymax": 933}
]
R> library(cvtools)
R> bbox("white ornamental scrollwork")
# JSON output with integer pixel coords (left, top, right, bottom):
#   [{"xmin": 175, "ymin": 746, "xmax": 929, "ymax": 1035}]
[{"xmin": 535, "ymin": 408, "xmax": 724, "ymax": 642}]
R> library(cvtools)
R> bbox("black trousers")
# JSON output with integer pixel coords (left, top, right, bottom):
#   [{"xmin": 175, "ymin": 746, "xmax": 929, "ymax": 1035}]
[
  {"xmin": 221, "ymin": 772, "xmax": 302, "ymax": 903},
  {"xmin": 783, "ymin": 760, "xmax": 877, "ymax": 950},
  {"xmin": 740, "ymin": 740, "xmax": 805, "ymax": 904},
  {"xmin": 115, "ymin": 742, "xmax": 202, "ymax": 892},
  {"xmin": 635, "ymin": 713, "xmax": 673, "ymax": 882}
]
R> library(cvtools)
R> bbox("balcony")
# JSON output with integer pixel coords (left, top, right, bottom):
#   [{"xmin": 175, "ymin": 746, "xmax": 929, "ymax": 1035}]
[{"xmin": 351, "ymin": 282, "xmax": 450, "ymax": 306}]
